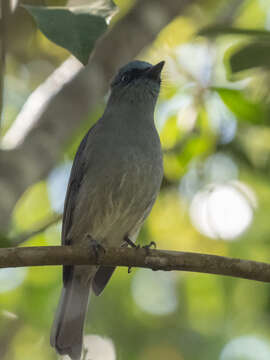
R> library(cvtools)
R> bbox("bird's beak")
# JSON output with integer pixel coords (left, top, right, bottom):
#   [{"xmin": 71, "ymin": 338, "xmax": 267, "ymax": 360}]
[{"xmin": 146, "ymin": 61, "xmax": 165, "ymax": 81}]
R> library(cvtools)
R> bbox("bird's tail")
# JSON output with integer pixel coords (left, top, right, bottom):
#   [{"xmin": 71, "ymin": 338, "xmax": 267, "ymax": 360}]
[{"xmin": 50, "ymin": 268, "xmax": 93, "ymax": 360}]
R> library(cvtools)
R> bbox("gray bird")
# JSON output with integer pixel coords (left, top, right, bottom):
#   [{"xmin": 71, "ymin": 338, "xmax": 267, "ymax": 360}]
[{"xmin": 50, "ymin": 60, "xmax": 164, "ymax": 360}]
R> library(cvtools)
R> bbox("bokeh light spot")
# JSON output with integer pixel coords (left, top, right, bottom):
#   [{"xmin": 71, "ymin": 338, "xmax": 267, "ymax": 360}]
[
  {"xmin": 189, "ymin": 182, "xmax": 255, "ymax": 240},
  {"xmin": 0, "ymin": 268, "xmax": 28, "ymax": 293},
  {"xmin": 220, "ymin": 336, "xmax": 270, "ymax": 360},
  {"xmin": 131, "ymin": 269, "xmax": 178, "ymax": 315},
  {"xmin": 47, "ymin": 162, "xmax": 72, "ymax": 213},
  {"xmin": 63, "ymin": 335, "xmax": 116, "ymax": 360}
]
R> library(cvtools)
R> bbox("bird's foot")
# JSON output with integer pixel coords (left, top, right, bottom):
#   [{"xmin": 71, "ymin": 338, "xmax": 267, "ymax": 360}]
[
  {"xmin": 124, "ymin": 235, "xmax": 140, "ymax": 273},
  {"xmin": 142, "ymin": 241, "xmax": 156, "ymax": 250},
  {"xmin": 86, "ymin": 234, "xmax": 106, "ymax": 262},
  {"xmin": 124, "ymin": 237, "xmax": 156, "ymax": 272},
  {"xmin": 124, "ymin": 235, "xmax": 140, "ymax": 249},
  {"xmin": 142, "ymin": 240, "xmax": 156, "ymax": 255}
]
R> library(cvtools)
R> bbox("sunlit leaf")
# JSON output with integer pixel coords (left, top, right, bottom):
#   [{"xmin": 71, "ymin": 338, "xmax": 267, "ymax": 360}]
[
  {"xmin": 23, "ymin": 2, "xmax": 116, "ymax": 64},
  {"xmin": 198, "ymin": 26, "xmax": 270, "ymax": 76},
  {"xmin": 160, "ymin": 115, "xmax": 181, "ymax": 149},
  {"xmin": 214, "ymin": 87, "xmax": 269, "ymax": 124},
  {"xmin": 227, "ymin": 41, "xmax": 270, "ymax": 74}
]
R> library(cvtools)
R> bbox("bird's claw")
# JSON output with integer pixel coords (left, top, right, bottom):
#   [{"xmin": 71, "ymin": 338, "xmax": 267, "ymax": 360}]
[
  {"xmin": 86, "ymin": 234, "xmax": 106, "ymax": 262},
  {"xmin": 142, "ymin": 241, "xmax": 156, "ymax": 250},
  {"xmin": 124, "ymin": 235, "xmax": 137, "ymax": 248},
  {"xmin": 124, "ymin": 236, "xmax": 156, "ymax": 250}
]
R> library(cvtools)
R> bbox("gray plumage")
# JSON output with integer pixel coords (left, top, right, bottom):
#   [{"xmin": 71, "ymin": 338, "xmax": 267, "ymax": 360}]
[{"xmin": 50, "ymin": 60, "xmax": 164, "ymax": 360}]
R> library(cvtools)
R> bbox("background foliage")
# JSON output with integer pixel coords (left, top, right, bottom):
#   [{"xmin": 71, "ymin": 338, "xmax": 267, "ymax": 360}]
[{"xmin": 2, "ymin": 0, "xmax": 270, "ymax": 359}]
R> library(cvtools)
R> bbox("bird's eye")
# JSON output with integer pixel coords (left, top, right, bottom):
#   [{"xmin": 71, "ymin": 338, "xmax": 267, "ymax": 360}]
[{"xmin": 120, "ymin": 74, "xmax": 129, "ymax": 83}]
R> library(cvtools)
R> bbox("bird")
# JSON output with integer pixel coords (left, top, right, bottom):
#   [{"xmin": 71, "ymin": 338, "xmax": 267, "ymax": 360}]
[{"xmin": 50, "ymin": 59, "xmax": 165, "ymax": 360}]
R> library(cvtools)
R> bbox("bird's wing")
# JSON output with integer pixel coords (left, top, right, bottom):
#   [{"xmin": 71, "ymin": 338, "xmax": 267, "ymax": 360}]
[
  {"xmin": 62, "ymin": 124, "xmax": 97, "ymax": 285},
  {"xmin": 62, "ymin": 131, "xmax": 88, "ymax": 245}
]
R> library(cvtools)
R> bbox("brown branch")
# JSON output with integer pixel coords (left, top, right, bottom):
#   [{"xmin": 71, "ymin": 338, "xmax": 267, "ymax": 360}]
[{"xmin": 1, "ymin": 246, "xmax": 270, "ymax": 283}]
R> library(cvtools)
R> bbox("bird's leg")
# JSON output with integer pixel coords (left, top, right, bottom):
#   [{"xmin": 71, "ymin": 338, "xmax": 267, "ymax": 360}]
[
  {"xmin": 124, "ymin": 235, "xmax": 140, "ymax": 274},
  {"xmin": 124, "ymin": 236, "xmax": 157, "ymax": 272},
  {"xmin": 124, "ymin": 235, "xmax": 140, "ymax": 249},
  {"xmin": 86, "ymin": 234, "xmax": 106, "ymax": 262}
]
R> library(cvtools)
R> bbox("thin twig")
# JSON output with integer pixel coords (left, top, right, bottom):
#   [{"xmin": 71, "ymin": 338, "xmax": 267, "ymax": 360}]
[
  {"xmin": 1, "ymin": 246, "xmax": 270, "ymax": 283},
  {"xmin": 11, "ymin": 214, "xmax": 62, "ymax": 246}
]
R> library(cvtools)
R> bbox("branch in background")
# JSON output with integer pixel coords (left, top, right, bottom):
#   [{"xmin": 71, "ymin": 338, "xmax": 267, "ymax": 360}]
[
  {"xmin": 1, "ymin": 245, "xmax": 270, "ymax": 283},
  {"xmin": 11, "ymin": 213, "xmax": 62, "ymax": 246},
  {"xmin": 0, "ymin": 0, "xmax": 8, "ymax": 132},
  {"xmin": 0, "ymin": 0, "xmax": 196, "ymax": 231},
  {"xmin": 216, "ymin": 0, "xmax": 244, "ymax": 24},
  {"xmin": 1, "ymin": 57, "xmax": 83, "ymax": 150}
]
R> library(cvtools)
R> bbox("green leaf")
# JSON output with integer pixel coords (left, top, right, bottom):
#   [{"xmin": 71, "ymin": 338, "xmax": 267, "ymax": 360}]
[
  {"xmin": 198, "ymin": 26, "xmax": 270, "ymax": 38},
  {"xmin": 198, "ymin": 26, "xmax": 270, "ymax": 75},
  {"xmin": 160, "ymin": 115, "xmax": 181, "ymax": 149},
  {"xmin": 214, "ymin": 87, "xmax": 269, "ymax": 124},
  {"xmin": 227, "ymin": 41, "xmax": 270, "ymax": 74},
  {"xmin": 23, "ymin": 2, "xmax": 116, "ymax": 64}
]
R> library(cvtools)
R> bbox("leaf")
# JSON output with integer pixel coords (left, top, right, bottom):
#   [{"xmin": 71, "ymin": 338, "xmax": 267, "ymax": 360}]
[
  {"xmin": 198, "ymin": 27, "xmax": 270, "ymax": 75},
  {"xmin": 214, "ymin": 87, "xmax": 269, "ymax": 125},
  {"xmin": 23, "ymin": 2, "xmax": 116, "ymax": 64},
  {"xmin": 227, "ymin": 41, "xmax": 270, "ymax": 74},
  {"xmin": 198, "ymin": 26, "xmax": 270, "ymax": 38},
  {"xmin": 160, "ymin": 115, "xmax": 181, "ymax": 149}
]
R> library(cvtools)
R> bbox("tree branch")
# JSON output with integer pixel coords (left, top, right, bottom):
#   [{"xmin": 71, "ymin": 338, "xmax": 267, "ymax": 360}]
[{"xmin": 1, "ymin": 246, "xmax": 270, "ymax": 283}]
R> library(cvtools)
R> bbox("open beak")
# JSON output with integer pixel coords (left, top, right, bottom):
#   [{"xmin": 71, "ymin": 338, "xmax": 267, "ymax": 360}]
[{"xmin": 146, "ymin": 61, "xmax": 165, "ymax": 81}]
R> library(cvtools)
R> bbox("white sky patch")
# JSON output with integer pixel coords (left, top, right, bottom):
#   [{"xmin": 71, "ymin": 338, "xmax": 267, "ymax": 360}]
[
  {"xmin": 156, "ymin": 93, "xmax": 192, "ymax": 131},
  {"xmin": 176, "ymin": 42, "xmax": 214, "ymax": 86},
  {"xmin": 47, "ymin": 162, "xmax": 72, "ymax": 213}
]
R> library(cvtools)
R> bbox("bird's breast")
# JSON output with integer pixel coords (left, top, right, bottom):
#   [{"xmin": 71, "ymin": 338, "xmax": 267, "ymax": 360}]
[{"xmin": 71, "ymin": 131, "xmax": 163, "ymax": 246}]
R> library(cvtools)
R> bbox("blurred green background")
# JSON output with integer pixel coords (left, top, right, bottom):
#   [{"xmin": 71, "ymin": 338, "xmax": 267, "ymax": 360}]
[{"xmin": 2, "ymin": 0, "xmax": 270, "ymax": 359}]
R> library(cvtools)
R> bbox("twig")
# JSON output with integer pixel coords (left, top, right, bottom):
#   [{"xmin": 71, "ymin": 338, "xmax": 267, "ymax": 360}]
[
  {"xmin": 11, "ymin": 214, "xmax": 62, "ymax": 246},
  {"xmin": 1, "ymin": 246, "xmax": 270, "ymax": 283}
]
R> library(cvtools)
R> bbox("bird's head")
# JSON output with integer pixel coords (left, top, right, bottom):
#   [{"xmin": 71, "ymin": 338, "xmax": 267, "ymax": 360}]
[{"xmin": 108, "ymin": 60, "xmax": 165, "ymax": 107}]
